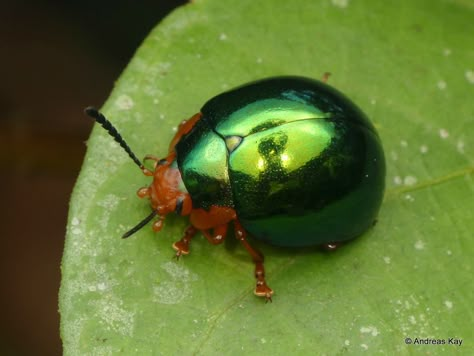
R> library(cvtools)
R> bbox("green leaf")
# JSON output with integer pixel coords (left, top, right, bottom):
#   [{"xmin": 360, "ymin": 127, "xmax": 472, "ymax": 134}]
[{"xmin": 61, "ymin": 0, "xmax": 474, "ymax": 354}]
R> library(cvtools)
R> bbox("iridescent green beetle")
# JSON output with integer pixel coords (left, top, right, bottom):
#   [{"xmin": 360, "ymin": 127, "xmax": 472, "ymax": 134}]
[{"xmin": 86, "ymin": 76, "xmax": 385, "ymax": 301}]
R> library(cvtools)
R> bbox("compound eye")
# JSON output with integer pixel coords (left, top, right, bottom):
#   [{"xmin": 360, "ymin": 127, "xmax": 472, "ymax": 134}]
[{"xmin": 175, "ymin": 196, "xmax": 185, "ymax": 215}]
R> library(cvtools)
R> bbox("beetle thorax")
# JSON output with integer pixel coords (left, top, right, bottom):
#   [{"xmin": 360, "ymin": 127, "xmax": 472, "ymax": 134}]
[{"xmin": 137, "ymin": 159, "xmax": 192, "ymax": 218}]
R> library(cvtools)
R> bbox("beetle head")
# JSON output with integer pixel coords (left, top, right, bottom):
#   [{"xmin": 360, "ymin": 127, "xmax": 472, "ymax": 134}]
[
  {"xmin": 136, "ymin": 156, "xmax": 192, "ymax": 233},
  {"xmin": 84, "ymin": 107, "xmax": 192, "ymax": 238}
]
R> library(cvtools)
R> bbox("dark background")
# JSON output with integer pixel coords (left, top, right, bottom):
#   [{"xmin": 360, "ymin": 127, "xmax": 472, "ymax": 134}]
[{"xmin": 0, "ymin": 1, "xmax": 187, "ymax": 354}]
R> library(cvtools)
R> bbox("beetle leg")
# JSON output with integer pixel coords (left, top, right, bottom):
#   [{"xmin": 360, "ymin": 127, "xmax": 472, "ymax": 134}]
[
  {"xmin": 234, "ymin": 220, "xmax": 274, "ymax": 302},
  {"xmin": 200, "ymin": 224, "xmax": 228, "ymax": 245},
  {"xmin": 143, "ymin": 154, "xmax": 160, "ymax": 163},
  {"xmin": 173, "ymin": 226, "xmax": 198, "ymax": 259},
  {"xmin": 322, "ymin": 72, "xmax": 331, "ymax": 83},
  {"xmin": 168, "ymin": 113, "xmax": 202, "ymax": 153},
  {"xmin": 152, "ymin": 216, "xmax": 165, "ymax": 232}
]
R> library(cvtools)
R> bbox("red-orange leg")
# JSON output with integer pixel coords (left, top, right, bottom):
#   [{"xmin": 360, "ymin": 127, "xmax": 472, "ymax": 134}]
[
  {"xmin": 168, "ymin": 113, "xmax": 202, "ymax": 154},
  {"xmin": 173, "ymin": 226, "xmax": 198, "ymax": 259},
  {"xmin": 234, "ymin": 220, "xmax": 273, "ymax": 302},
  {"xmin": 322, "ymin": 72, "xmax": 331, "ymax": 83}
]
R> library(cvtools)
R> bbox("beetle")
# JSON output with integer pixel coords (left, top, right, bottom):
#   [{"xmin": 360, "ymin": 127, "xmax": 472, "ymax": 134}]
[{"xmin": 85, "ymin": 75, "xmax": 385, "ymax": 301}]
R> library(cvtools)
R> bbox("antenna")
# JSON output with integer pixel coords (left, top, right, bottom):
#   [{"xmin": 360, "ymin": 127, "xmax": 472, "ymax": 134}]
[
  {"xmin": 122, "ymin": 210, "xmax": 158, "ymax": 238},
  {"xmin": 84, "ymin": 107, "xmax": 144, "ymax": 169}
]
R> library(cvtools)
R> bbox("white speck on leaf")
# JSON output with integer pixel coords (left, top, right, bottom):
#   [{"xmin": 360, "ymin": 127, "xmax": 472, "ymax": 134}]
[
  {"xmin": 465, "ymin": 70, "xmax": 474, "ymax": 84},
  {"xmin": 391, "ymin": 296, "xmax": 434, "ymax": 335},
  {"xmin": 393, "ymin": 176, "xmax": 402, "ymax": 185},
  {"xmin": 439, "ymin": 128, "xmax": 449, "ymax": 139},
  {"xmin": 383, "ymin": 256, "xmax": 391, "ymax": 264},
  {"xmin": 97, "ymin": 194, "xmax": 120, "ymax": 210},
  {"xmin": 400, "ymin": 140, "xmax": 408, "ymax": 147},
  {"xmin": 331, "ymin": 0, "xmax": 349, "ymax": 8},
  {"xmin": 152, "ymin": 262, "xmax": 198, "ymax": 304},
  {"xmin": 404, "ymin": 194, "xmax": 415, "ymax": 202},
  {"xmin": 443, "ymin": 48, "xmax": 451, "ymax": 56},
  {"xmin": 437, "ymin": 80, "xmax": 447, "ymax": 90},
  {"xmin": 360, "ymin": 326, "xmax": 380, "ymax": 336},
  {"xmin": 96, "ymin": 194, "xmax": 121, "ymax": 228},
  {"xmin": 219, "ymin": 33, "xmax": 228, "ymax": 41},
  {"xmin": 361, "ymin": 344, "xmax": 369, "ymax": 350},
  {"xmin": 446, "ymin": 250, "xmax": 452, "ymax": 255},
  {"xmin": 115, "ymin": 94, "xmax": 134, "ymax": 110},
  {"xmin": 444, "ymin": 300, "xmax": 453, "ymax": 309},
  {"xmin": 456, "ymin": 140, "xmax": 465, "ymax": 154},
  {"xmin": 404, "ymin": 176, "xmax": 417, "ymax": 186},
  {"xmin": 92, "ymin": 296, "xmax": 134, "ymax": 336},
  {"xmin": 420, "ymin": 145, "xmax": 428, "ymax": 154},
  {"xmin": 414, "ymin": 240, "xmax": 425, "ymax": 250}
]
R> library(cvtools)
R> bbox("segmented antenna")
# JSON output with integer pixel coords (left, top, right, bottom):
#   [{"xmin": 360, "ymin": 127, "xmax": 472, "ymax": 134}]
[
  {"xmin": 122, "ymin": 210, "xmax": 158, "ymax": 238},
  {"xmin": 84, "ymin": 107, "xmax": 143, "ymax": 169}
]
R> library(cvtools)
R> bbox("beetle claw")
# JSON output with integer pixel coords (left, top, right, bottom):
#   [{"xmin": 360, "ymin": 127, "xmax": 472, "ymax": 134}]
[
  {"xmin": 173, "ymin": 250, "xmax": 183, "ymax": 260},
  {"xmin": 172, "ymin": 241, "xmax": 189, "ymax": 257},
  {"xmin": 254, "ymin": 281, "xmax": 274, "ymax": 303}
]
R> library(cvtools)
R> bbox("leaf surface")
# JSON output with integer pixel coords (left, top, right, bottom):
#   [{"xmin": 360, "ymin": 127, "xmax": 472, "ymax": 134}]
[{"xmin": 61, "ymin": 0, "xmax": 474, "ymax": 354}]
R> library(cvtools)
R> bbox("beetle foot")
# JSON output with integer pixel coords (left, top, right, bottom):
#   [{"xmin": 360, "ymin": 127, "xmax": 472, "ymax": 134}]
[
  {"xmin": 172, "ymin": 226, "xmax": 197, "ymax": 259},
  {"xmin": 255, "ymin": 264, "xmax": 273, "ymax": 302},
  {"xmin": 322, "ymin": 72, "xmax": 331, "ymax": 83},
  {"xmin": 172, "ymin": 242, "xmax": 189, "ymax": 260},
  {"xmin": 233, "ymin": 220, "xmax": 274, "ymax": 302},
  {"xmin": 255, "ymin": 282, "xmax": 274, "ymax": 303},
  {"xmin": 321, "ymin": 242, "xmax": 342, "ymax": 251}
]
